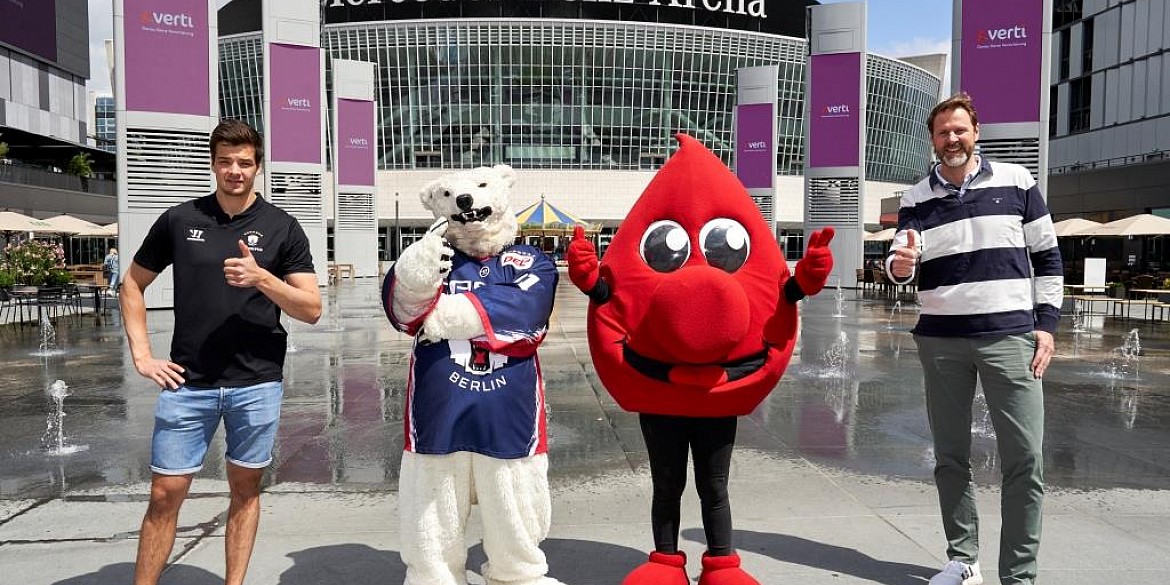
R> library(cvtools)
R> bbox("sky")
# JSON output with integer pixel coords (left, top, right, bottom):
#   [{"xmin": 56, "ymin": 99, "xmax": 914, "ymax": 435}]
[{"xmin": 83, "ymin": 0, "xmax": 953, "ymax": 96}]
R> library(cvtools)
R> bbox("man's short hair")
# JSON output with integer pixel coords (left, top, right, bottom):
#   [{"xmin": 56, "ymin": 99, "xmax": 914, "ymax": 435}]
[
  {"xmin": 927, "ymin": 92, "xmax": 979, "ymax": 134},
  {"xmin": 210, "ymin": 119, "xmax": 264, "ymax": 166}
]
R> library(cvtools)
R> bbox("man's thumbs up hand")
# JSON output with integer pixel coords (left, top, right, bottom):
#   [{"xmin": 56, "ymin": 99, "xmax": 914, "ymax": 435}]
[
  {"xmin": 890, "ymin": 229, "xmax": 921, "ymax": 279},
  {"xmin": 224, "ymin": 239, "xmax": 264, "ymax": 288}
]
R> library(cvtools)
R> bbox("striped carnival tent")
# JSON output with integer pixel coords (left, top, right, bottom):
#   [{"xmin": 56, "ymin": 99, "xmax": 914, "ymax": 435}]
[{"xmin": 513, "ymin": 197, "xmax": 600, "ymax": 236}]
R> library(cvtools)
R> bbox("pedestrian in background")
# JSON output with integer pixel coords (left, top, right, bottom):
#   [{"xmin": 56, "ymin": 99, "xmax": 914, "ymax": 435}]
[{"xmin": 102, "ymin": 247, "xmax": 119, "ymax": 295}]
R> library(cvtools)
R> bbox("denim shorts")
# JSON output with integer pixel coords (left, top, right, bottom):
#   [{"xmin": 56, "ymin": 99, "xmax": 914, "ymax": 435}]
[{"xmin": 150, "ymin": 381, "xmax": 283, "ymax": 475}]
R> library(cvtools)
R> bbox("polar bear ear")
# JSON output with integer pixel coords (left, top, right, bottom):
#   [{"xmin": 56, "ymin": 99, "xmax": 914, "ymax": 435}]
[
  {"xmin": 419, "ymin": 178, "xmax": 443, "ymax": 215},
  {"xmin": 492, "ymin": 164, "xmax": 517, "ymax": 188}
]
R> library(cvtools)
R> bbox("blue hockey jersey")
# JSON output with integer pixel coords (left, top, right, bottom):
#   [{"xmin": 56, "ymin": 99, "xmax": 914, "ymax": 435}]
[{"xmin": 383, "ymin": 245, "xmax": 558, "ymax": 458}]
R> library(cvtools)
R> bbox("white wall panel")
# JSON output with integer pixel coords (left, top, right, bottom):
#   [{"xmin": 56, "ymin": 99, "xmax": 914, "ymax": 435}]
[
  {"xmin": 1141, "ymin": 117, "xmax": 1158, "ymax": 152},
  {"xmin": 1164, "ymin": 53, "xmax": 1170, "ymax": 112},
  {"xmin": 1147, "ymin": 54, "xmax": 1162, "ymax": 119},
  {"xmin": 1091, "ymin": 71, "xmax": 1105, "ymax": 128},
  {"xmin": 1120, "ymin": 2, "xmax": 1135, "ymax": 62},
  {"xmin": 1103, "ymin": 67, "xmax": 1118, "ymax": 125},
  {"xmin": 1070, "ymin": 23, "xmax": 1084, "ymax": 78},
  {"xmin": 1134, "ymin": 0, "xmax": 1150, "ymax": 56},
  {"xmin": 1117, "ymin": 64, "xmax": 1132, "ymax": 122},
  {"xmin": 1101, "ymin": 8, "xmax": 1120, "ymax": 67},
  {"xmin": 0, "ymin": 55, "xmax": 10, "ymax": 100},
  {"xmin": 1132, "ymin": 59, "xmax": 1146, "ymax": 120},
  {"xmin": 10, "ymin": 58, "xmax": 37, "ymax": 105},
  {"xmin": 1057, "ymin": 82, "xmax": 1070, "ymax": 135},
  {"xmin": 1085, "ymin": 0, "xmax": 1108, "ymax": 17},
  {"xmin": 1153, "ymin": 0, "xmax": 1167, "ymax": 51}
]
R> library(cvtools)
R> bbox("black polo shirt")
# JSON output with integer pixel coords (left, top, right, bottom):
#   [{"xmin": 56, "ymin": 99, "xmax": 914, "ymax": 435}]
[{"xmin": 134, "ymin": 193, "xmax": 315, "ymax": 388}]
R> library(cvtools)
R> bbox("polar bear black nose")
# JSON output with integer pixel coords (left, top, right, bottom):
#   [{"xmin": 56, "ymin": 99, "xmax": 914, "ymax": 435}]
[{"xmin": 455, "ymin": 194, "xmax": 474, "ymax": 211}]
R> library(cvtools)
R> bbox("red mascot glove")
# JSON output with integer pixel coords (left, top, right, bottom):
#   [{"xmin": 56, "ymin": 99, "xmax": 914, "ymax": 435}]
[
  {"xmin": 567, "ymin": 225, "xmax": 600, "ymax": 293},
  {"xmin": 793, "ymin": 226, "xmax": 835, "ymax": 297}
]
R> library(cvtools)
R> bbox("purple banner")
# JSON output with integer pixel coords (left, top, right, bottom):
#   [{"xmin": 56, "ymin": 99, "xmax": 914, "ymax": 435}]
[
  {"xmin": 0, "ymin": 0, "xmax": 57, "ymax": 61},
  {"xmin": 735, "ymin": 103, "xmax": 774, "ymax": 189},
  {"xmin": 337, "ymin": 98, "xmax": 376, "ymax": 187},
  {"xmin": 269, "ymin": 43, "xmax": 322, "ymax": 164},
  {"xmin": 123, "ymin": 0, "xmax": 210, "ymax": 116},
  {"xmin": 808, "ymin": 52, "xmax": 862, "ymax": 168},
  {"xmin": 960, "ymin": 0, "xmax": 1044, "ymax": 124}
]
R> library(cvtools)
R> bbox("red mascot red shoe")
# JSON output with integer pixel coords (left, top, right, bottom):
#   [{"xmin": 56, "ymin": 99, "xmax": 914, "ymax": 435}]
[
  {"xmin": 621, "ymin": 550, "xmax": 688, "ymax": 585},
  {"xmin": 698, "ymin": 552, "xmax": 760, "ymax": 585}
]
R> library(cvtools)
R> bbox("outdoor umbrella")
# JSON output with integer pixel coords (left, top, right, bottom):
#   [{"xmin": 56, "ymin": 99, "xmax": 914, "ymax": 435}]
[
  {"xmin": 1078, "ymin": 214, "xmax": 1170, "ymax": 237},
  {"xmin": 41, "ymin": 214, "xmax": 104, "ymax": 234},
  {"xmin": 864, "ymin": 227, "xmax": 897, "ymax": 242},
  {"xmin": 0, "ymin": 211, "xmax": 56, "ymax": 233},
  {"xmin": 72, "ymin": 223, "xmax": 117, "ymax": 237},
  {"xmin": 1052, "ymin": 217, "xmax": 1102, "ymax": 237}
]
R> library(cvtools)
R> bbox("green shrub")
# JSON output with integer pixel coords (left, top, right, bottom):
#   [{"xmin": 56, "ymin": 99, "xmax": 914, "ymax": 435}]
[{"xmin": 1, "ymin": 240, "xmax": 66, "ymax": 285}]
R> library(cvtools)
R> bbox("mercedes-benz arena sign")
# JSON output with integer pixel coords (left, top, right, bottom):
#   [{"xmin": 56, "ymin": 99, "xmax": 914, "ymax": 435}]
[
  {"xmin": 324, "ymin": 0, "xmax": 766, "ymax": 17},
  {"xmin": 321, "ymin": 0, "xmax": 812, "ymax": 37}
]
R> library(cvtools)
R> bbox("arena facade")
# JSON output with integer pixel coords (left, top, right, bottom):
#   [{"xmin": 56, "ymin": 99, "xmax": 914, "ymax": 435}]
[{"xmin": 216, "ymin": 0, "xmax": 941, "ymax": 260}]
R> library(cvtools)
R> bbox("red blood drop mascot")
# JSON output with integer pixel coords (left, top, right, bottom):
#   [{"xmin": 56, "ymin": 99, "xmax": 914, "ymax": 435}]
[{"xmin": 567, "ymin": 133, "xmax": 835, "ymax": 585}]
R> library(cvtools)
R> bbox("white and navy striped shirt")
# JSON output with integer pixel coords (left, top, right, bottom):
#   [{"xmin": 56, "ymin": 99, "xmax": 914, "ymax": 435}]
[{"xmin": 886, "ymin": 156, "xmax": 1063, "ymax": 337}]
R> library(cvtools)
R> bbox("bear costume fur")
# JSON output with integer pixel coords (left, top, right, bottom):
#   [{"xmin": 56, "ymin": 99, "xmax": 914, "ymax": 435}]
[{"xmin": 383, "ymin": 164, "xmax": 565, "ymax": 585}]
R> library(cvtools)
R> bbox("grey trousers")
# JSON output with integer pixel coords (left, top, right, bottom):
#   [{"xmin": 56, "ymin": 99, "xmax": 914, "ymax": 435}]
[{"xmin": 915, "ymin": 333, "xmax": 1045, "ymax": 585}]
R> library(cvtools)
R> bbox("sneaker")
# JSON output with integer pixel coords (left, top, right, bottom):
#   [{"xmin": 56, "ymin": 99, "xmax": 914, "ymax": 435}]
[{"xmin": 927, "ymin": 560, "xmax": 982, "ymax": 585}]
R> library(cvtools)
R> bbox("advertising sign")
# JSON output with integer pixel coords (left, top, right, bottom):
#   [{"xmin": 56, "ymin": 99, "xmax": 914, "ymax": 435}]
[
  {"xmin": 808, "ymin": 52, "xmax": 862, "ymax": 168},
  {"xmin": 735, "ymin": 103, "xmax": 774, "ymax": 189},
  {"xmin": 0, "ymin": 0, "xmax": 56, "ymax": 61},
  {"xmin": 960, "ymin": 0, "xmax": 1044, "ymax": 124},
  {"xmin": 269, "ymin": 43, "xmax": 322, "ymax": 164},
  {"xmin": 337, "ymin": 98, "xmax": 376, "ymax": 187},
  {"xmin": 123, "ymin": 0, "xmax": 210, "ymax": 115}
]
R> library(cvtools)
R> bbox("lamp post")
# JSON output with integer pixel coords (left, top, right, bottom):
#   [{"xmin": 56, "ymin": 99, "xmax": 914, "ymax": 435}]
[{"xmin": 393, "ymin": 192, "xmax": 400, "ymax": 261}]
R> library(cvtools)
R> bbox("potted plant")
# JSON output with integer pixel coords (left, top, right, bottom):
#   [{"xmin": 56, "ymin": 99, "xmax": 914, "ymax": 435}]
[
  {"xmin": 1107, "ymin": 281, "xmax": 1126, "ymax": 299},
  {"xmin": 67, "ymin": 151, "xmax": 93, "ymax": 191}
]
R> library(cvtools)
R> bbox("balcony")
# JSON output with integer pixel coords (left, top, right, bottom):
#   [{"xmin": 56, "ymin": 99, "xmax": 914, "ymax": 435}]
[{"xmin": 0, "ymin": 160, "xmax": 116, "ymax": 196}]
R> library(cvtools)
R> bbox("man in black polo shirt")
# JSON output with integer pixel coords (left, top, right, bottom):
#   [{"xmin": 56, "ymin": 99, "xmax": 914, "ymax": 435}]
[{"xmin": 120, "ymin": 119, "xmax": 321, "ymax": 585}]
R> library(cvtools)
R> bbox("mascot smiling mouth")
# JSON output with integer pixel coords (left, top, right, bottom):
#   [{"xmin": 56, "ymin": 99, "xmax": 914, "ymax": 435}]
[
  {"xmin": 451, "ymin": 207, "xmax": 494, "ymax": 224},
  {"xmin": 621, "ymin": 342, "xmax": 770, "ymax": 384}
]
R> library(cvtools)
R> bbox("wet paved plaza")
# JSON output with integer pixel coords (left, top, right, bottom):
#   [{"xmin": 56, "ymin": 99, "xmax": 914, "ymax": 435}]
[
  {"xmin": 3, "ymin": 278, "xmax": 1169, "ymax": 498},
  {"xmin": 3, "ymin": 278, "xmax": 1170, "ymax": 584}
]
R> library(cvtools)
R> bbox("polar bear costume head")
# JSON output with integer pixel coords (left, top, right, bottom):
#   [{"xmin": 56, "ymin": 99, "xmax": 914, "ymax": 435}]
[{"xmin": 420, "ymin": 164, "xmax": 519, "ymax": 259}]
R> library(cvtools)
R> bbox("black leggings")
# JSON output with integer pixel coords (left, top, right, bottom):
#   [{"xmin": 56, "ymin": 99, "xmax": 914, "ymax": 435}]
[{"xmin": 639, "ymin": 413, "xmax": 737, "ymax": 556}]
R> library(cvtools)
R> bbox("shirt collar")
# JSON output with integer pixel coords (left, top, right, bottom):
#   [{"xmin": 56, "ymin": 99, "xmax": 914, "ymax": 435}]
[
  {"xmin": 929, "ymin": 155, "xmax": 991, "ymax": 194},
  {"xmin": 205, "ymin": 192, "xmax": 266, "ymax": 222}
]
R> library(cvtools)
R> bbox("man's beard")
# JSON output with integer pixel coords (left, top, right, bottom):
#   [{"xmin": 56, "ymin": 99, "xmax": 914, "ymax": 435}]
[{"xmin": 937, "ymin": 146, "xmax": 972, "ymax": 168}]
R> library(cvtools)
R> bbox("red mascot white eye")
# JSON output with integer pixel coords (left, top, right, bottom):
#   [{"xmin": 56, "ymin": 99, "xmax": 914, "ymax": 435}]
[
  {"xmin": 639, "ymin": 220, "xmax": 690, "ymax": 272},
  {"xmin": 699, "ymin": 218, "xmax": 750, "ymax": 273}
]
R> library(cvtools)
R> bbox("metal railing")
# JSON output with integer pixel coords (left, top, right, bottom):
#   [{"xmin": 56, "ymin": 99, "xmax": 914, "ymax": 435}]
[{"xmin": 0, "ymin": 161, "xmax": 116, "ymax": 195}]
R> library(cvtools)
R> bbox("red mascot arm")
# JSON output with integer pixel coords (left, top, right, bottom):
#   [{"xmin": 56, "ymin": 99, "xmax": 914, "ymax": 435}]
[
  {"xmin": 567, "ymin": 225, "xmax": 611, "ymax": 303},
  {"xmin": 783, "ymin": 226, "xmax": 835, "ymax": 304}
]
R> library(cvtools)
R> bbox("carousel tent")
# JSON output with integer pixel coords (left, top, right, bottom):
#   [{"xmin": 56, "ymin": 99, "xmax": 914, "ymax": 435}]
[{"xmin": 513, "ymin": 197, "xmax": 599, "ymax": 236}]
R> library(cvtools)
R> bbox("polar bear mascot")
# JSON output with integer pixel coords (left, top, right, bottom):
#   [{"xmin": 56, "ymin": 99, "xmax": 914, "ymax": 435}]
[{"xmin": 382, "ymin": 164, "xmax": 565, "ymax": 585}]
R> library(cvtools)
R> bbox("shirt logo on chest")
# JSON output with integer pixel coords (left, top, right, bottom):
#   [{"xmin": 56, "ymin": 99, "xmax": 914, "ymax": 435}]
[
  {"xmin": 186, "ymin": 228, "xmax": 205, "ymax": 242},
  {"xmin": 243, "ymin": 231, "xmax": 265, "ymax": 252}
]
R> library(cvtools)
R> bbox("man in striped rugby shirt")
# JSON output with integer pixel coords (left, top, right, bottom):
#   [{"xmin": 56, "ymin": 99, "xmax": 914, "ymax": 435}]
[{"xmin": 887, "ymin": 93, "xmax": 1063, "ymax": 585}]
